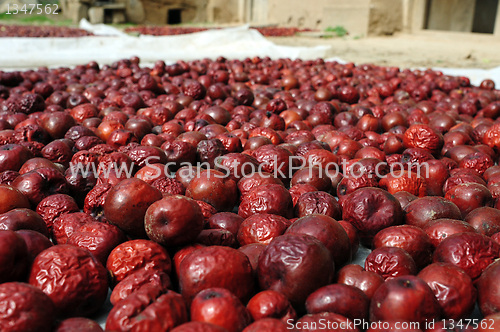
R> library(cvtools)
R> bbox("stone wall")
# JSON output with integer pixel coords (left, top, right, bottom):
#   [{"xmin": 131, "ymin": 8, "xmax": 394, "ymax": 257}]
[
  {"xmin": 207, "ymin": 0, "xmax": 239, "ymax": 23},
  {"xmin": 426, "ymin": 0, "xmax": 476, "ymax": 32},
  {"xmin": 140, "ymin": 0, "xmax": 208, "ymax": 25},
  {"xmin": 368, "ymin": 0, "xmax": 403, "ymax": 35},
  {"xmin": 264, "ymin": 0, "xmax": 401, "ymax": 36}
]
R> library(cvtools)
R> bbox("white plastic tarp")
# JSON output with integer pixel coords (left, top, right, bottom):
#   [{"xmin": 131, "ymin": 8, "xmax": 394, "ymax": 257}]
[
  {"xmin": 0, "ymin": 21, "xmax": 331, "ymax": 68},
  {"xmin": 431, "ymin": 66, "xmax": 500, "ymax": 88}
]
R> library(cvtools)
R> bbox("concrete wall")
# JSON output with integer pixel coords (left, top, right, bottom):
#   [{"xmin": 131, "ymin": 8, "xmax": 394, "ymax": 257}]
[
  {"xmin": 181, "ymin": 0, "xmax": 209, "ymax": 23},
  {"xmin": 263, "ymin": 0, "xmax": 401, "ymax": 36},
  {"xmin": 368, "ymin": 0, "xmax": 403, "ymax": 35},
  {"xmin": 426, "ymin": 0, "xmax": 476, "ymax": 32},
  {"xmin": 207, "ymin": 0, "xmax": 239, "ymax": 23},
  {"xmin": 266, "ymin": 0, "xmax": 338, "ymax": 29},
  {"xmin": 141, "ymin": 0, "xmax": 208, "ymax": 24}
]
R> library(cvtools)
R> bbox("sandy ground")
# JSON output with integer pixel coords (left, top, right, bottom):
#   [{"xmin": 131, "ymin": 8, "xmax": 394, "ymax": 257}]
[{"xmin": 268, "ymin": 30, "xmax": 500, "ymax": 69}]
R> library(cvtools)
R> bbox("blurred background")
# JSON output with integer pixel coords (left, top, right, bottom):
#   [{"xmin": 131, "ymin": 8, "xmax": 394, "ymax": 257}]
[{"xmin": 1, "ymin": 0, "xmax": 500, "ymax": 69}]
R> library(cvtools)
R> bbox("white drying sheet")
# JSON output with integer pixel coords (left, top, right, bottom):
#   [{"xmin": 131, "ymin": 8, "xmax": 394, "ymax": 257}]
[
  {"xmin": 431, "ymin": 66, "xmax": 500, "ymax": 89},
  {"xmin": 0, "ymin": 21, "xmax": 330, "ymax": 68}
]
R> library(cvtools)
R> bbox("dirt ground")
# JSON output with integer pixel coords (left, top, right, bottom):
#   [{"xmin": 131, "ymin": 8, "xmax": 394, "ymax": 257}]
[{"xmin": 268, "ymin": 30, "xmax": 500, "ymax": 70}]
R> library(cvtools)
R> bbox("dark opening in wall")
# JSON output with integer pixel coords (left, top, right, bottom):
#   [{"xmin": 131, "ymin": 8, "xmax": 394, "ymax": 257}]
[
  {"xmin": 472, "ymin": 0, "xmax": 498, "ymax": 33},
  {"xmin": 168, "ymin": 9, "xmax": 182, "ymax": 24},
  {"xmin": 104, "ymin": 9, "xmax": 113, "ymax": 24}
]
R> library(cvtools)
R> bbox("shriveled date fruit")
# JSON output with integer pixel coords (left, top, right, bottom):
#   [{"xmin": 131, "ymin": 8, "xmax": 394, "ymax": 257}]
[
  {"xmin": 0, "ymin": 208, "xmax": 48, "ymax": 236},
  {"xmin": 196, "ymin": 229, "xmax": 236, "ymax": 247},
  {"xmin": 207, "ymin": 212, "xmax": 244, "ymax": 237},
  {"xmin": 237, "ymin": 172, "xmax": 284, "ymax": 198},
  {"xmin": 257, "ymin": 233, "xmax": 335, "ymax": 308},
  {"xmin": 54, "ymin": 317, "xmax": 103, "ymax": 332},
  {"xmin": 423, "ymin": 218, "xmax": 476, "ymax": 248},
  {"xmin": 372, "ymin": 225, "xmax": 433, "ymax": 270},
  {"xmin": 110, "ymin": 269, "xmax": 172, "ymax": 306},
  {"xmin": 16, "ymin": 229, "xmax": 52, "ymax": 263},
  {"xmin": 186, "ymin": 170, "xmax": 238, "ymax": 212},
  {"xmin": 238, "ymin": 183, "xmax": 293, "ymax": 219},
  {"xmin": 0, "ymin": 230, "xmax": 29, "ymax": 283},
  {"xmin": 0, "ymin": 282, "xmax": 56, "ymax": 332},
  {"xmin": 106, "ymin": 239, "xmax": 172, "ymax": 286},
  {"xmin": 444, "ymin": 182, "xmax": 493, "ymax": 217},
  {"xmin": 305, "ymin": 284, "xmax": 370, "ymax": 321},
  {"xmin": 365, "ymin": 247, "xmax": 417, "ymax": 280},
  {"xmin": 35, "ymin": 194, "xmax": 79, "ymax": 231},
  {"xmin": 286, "ymin": 214, "xmax": 351, "ymax": 268},
  {"xmin": 238, "ymin": 243, "xmax": 266, "ymax": 276},
  {"xmin": 477, "ymin": 260, "xmax": 500, "ymax": 317},
  {"xmin": 104, "ymin": 178, "xmax": 163, "ymax": 238},
  {"xmin": 237, "ymin": 213, "xmax": 289, "ymax": 246},
  {"xmin": 106, "ymin": 286, "xmax": 188, "ymax": 332},
  {"xmin": 0, "ymin": 184, "xmax": 30, "ymax": 214},
  {"xmin": 465, "ymin": 207, "xmax": 500, "ymax": 236},
  {"xmin": 51, "ymin": 212, "xmax": 96, "ymax": 244},
  {"xmin": 403, "ymin": 124, "xmax": 444, "ymax": 155},
  {"xmin": 342, "ymin": 187, "xmax": 403, "ymax": 244},
  {"xmin": 190, "ymin": 288, "xmax": 252, "ymax": 332},
  {"xmin": 28, "ymin": 244, "xmax": 108, "ymax": 317},
  {"xmin": 433, "ymin": 232, "xmax": 500, "ymax": 279},
  {"xmin": 145, "ymin": 195, "xmax": 204, "ymax": 247},
  {"xmin": 369, "ymin": 275, "xmax": 441, "ymax": 325},
  {"xmin": 336, "ymin": 264, "xmax": 384, "ymax": 300},
  {"xmin": 418, "ymin": 262, "xmax": 476, "ymax": 319},
  {"xmin": 294, "ymin": 191, "xmax": 341, "ymax": 219},
  {"xmin": 12, "ymin": 167, "xmax": 69, "ymax": 206},
  {"xmin": 378, "ymin": 170, "xmax": 427, "ymax": 197},
  {"xmin": 67, "ymin": 221, "xmax": 127, "ymax": 265},
  {"xmin": 179, "ymin": 246, "xmax": 255, "ymax": 305},
  {"xmin": 404, "ymin": 196, "xmax": 462, "ymax": 228},
  {"xmin": 246, "ymin": 290, "xmax": 296, "ymax": 322}
]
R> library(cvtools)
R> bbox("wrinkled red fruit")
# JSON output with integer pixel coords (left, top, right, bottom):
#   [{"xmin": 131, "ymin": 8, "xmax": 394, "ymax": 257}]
[
  {"xmin": 369, "ymin": 275, "xmax": 441, "ymax": 325},
  {"xmin": 145, "ymin": 195, "xmax": 205, "ymax": 247},
  {"xmin": 103, "ymin": 178, "xmax": 163, "ymax": 238},
  {"xmin": 286, "ymin": 214, "xmax": 351, "ymax": 268},
  {"xmin": 306, "ymin": 284, "xmax": 370, "ymax": 321},
  {"xmin": 0, "ymin": 282, "xmax": 56, "ymax": 332},
  {"xmin": 336, "ymin": 264, "xmax": 385, "ymax": 300},
  {"xmin": 54, "ymin": 317, "xmax": 104, "ymax": 332},
  {"xmin": 342, "ymin": 187, "xmax": 403, "ymax": 244},
  {"xmin": 246, "ymin": 290, "xmax": 296, "ymax": 322},
  {"xmin": 257, "ymin": 233, "xmax": 335, "ymax": 308},
  {"xmin": 433, "ymin": 232, "xmax": 500, "ymax": 279},
  {"xmin": 28, "ymin": 244, "xmax": 108, "ymax": 317},
  {"xmin": 179, "ymin": 246, "xmax": 254, "ymax": 305},
  {"xmin": 106, "ymin": 239, "xmax": 172, "ymax": 286},
  {"xmin": 418, "ymin": 262, "xmax": 476, "ymax": 319},
  {"xmin": 477, "ymin": 260, "xmax": 500, "ymax": 317},
  {"xmin": 0, "ymin": 230, "xmax": 29, "ymax": 283},
  {"xmin": 372, "ymin": 225, "xmax": 433, "ymax": 270},
  {"xmin": 190, "ymin": 288, "xmax": 252, "ymax": 332},
  {"xmin": 106, "ymin": 286, "xmax": 188, "ymax": 332}
]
